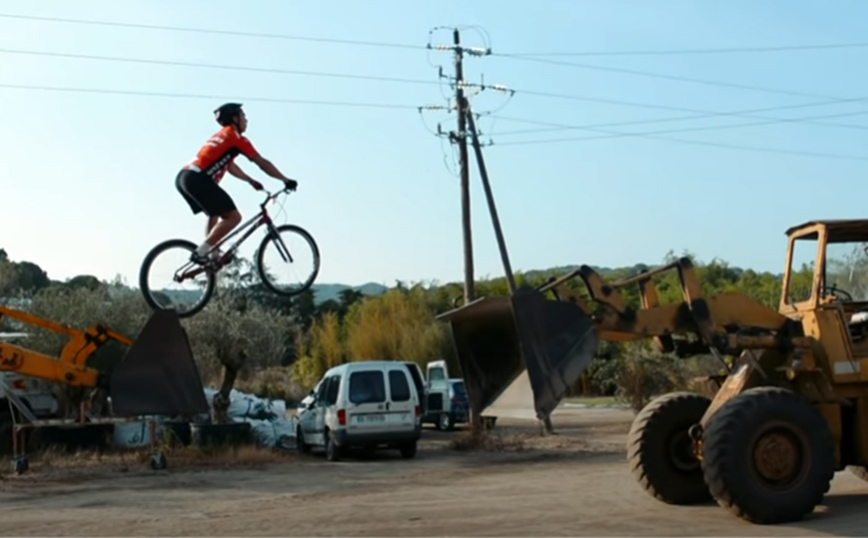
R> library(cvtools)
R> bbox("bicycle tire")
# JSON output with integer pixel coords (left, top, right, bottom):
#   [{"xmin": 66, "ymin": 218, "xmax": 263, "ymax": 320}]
[
  {"xmin": 139, "ymin": 238, "xmax": 216, "ymax": 318},
  {"xmin": 255, "ymin": 224, "xmax": 320, "ymax": 297}
]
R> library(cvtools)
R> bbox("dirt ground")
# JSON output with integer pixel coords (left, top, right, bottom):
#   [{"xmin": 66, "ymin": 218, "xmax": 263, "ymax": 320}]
[{"xmin": 2, "ymin": 405, "xmax": 868, "ymax": 536}]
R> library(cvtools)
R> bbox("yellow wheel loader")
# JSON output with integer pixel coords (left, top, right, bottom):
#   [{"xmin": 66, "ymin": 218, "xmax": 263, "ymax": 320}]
[
  {"xmin": 440, "ymin": 101, "xmax": 868, "ymax": 526},
  {"xmin": 440, "ymin": 217, "xmax": 868, "ymax": 525}
]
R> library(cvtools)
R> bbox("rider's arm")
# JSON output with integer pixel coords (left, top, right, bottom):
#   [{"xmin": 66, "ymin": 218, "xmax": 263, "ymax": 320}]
[
  {"xmin": 250, "ymin": 154, "xmax": 294, "ymax": 183},
  {"xmin": 227, "ymin": 162, "xmax": 256, "ymax": 182},
  {"xmin": 236, "ymin": 135, "xmax": 295, "ymax": 184}
]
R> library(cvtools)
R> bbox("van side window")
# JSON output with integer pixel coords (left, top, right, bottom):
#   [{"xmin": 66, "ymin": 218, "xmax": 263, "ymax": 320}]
[
  {"xmin": 349, "ymin": 371, "xmax": 386, "ymax": 404},
  {"xmin": 325, "ymin": 375, "xmax": 340, "ymax": 405},
  {"xmin": 389, "ymin": 370, "xmax": 411, "ymax": 402}
]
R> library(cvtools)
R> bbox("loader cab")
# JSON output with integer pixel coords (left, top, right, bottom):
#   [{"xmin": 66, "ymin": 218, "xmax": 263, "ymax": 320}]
[{"xmin": 781, "ymin": 219, "xmax": 868, "ymax": 377}]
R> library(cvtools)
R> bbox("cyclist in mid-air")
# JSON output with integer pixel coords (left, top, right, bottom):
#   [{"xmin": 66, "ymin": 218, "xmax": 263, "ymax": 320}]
[{"xmin": 175, "ymin": 102, "xmax": 298, "ymax": 263}]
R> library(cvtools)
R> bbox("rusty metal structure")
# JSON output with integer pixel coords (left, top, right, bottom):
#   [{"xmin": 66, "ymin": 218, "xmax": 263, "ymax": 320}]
[{"xmin": 435, "ymin": 100, "xmax": 868, "ymax": 524}]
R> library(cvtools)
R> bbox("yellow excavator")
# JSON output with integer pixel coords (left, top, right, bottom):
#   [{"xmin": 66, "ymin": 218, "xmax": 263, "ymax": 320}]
[{"xmin": 0, "ymin": 305, "xmax": 208, "ymax": 472}]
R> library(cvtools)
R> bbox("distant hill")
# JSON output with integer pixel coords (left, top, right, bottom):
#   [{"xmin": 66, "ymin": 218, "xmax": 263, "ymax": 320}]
[
  {"xmin": 154, "ymin": 266, "xmax": 649, "ymax": 305},
  {"xmin": 152, "ymin": 281, "xmax": 389, "ymax": 306},
  {"xmin": 306, "ymin": 282, "xmax": 388, "ymax": 304}
]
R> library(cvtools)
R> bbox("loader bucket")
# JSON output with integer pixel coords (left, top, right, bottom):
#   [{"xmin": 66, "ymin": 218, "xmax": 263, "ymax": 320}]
[
  {"xmin": 437, "ymin": 285, "xmax": 599, "ymax": 421},
  {"xmin": 109, "ymin": 309, "xmax": 209, "ymax": 417}
]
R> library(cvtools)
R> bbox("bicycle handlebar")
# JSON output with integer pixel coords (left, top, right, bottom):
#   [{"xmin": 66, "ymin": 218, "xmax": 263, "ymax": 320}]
[{"xmin": 259, "ymin": 181, "xmax": 297, "ymax": 208}]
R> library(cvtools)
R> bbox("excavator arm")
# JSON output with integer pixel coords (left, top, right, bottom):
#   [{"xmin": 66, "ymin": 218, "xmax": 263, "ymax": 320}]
[
  {"xmin": 0, "ymin": 305, "xmax": 132, "ymax": 388},
  {"xmin": 0, "ymin": 304, "xmax": 209, "ymax": 418}
]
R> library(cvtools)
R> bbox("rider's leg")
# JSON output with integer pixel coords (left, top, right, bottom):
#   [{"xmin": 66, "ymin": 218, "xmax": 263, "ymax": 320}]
[
  {"xmin": 195, "ymin": 210, "xmax": 241, "ymax": 257},
  {"xmin": 206, "ymin": 215, "xmax": 218, "ymax": 236},
  {"xmin": 177, "ymin": 170, "xmax": 241, "ymax": 259}
]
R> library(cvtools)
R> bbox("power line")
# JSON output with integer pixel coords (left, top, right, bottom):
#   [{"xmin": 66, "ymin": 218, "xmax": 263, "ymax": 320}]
[
  {"xmin": 8, "ymin": 44, "xmax": 867, "ymax": 134},
  {"xmin": 497, "ymin": 92, "xmax": 868, "ymax": 133},
  {"xmin": 10, "ymin": 44, "xmax": 868, "ymax": 134},
  {"xmin": 492, "ymin": 108, "xmax": 868, "ymax": 146},
  {"xmin": 487, "ymin": 96, "xmax": 868, "ymax": 136},
  {"xmin": 6, "ymin": 12, "xmax": 865, "ymax": 124},
  {"xmin": 0, "ymin": 13, "xmax": 427, "ymax": 51},
  {"xmin": 8, "ymin": 12, "xmax": 867, "ymax": 61},
  {"xmin": 4, "ymin": 19, "xmax": 864, "ymax": 164},
  {"xmin": 494, "ymin": 124, "xmax": 868, "ymax": 162},
  {"xmin": 0, "ymin": 48, "xmax": 441, "ymax": 88},
  {"xmin": 497, "ymin": 54, "xmax": 859, "ymax": 102},
  {"xmin": 488, "ymin": 112, "xmax": 868, "ymax": 162},
  {"xmin": 0, "ymin": 83, "xmax": 420, "ymax": 109},
  {"xmin": 503, "ymin": 42, "xmax": 868, "ymax": 57}
]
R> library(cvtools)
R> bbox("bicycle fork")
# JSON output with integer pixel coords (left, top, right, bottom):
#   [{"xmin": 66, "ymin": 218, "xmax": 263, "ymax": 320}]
[{"xmin": 266, "ymin": 224, "xmax": 294, "ymax": 264}]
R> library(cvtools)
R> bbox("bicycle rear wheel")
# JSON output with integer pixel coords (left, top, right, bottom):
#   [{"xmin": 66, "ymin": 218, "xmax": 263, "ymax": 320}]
[
  {"xmin": 139, "ymin": 238, "xmax": 216, "ymax": 318},
  {"xmin": 256, "ymin": 224, "xmax": 320, "ymax": 297}
]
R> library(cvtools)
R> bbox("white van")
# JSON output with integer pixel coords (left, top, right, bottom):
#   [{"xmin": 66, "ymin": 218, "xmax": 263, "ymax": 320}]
[{"xmin": 295, "ymin": 361, "xmax": 422, "ymax": 461}]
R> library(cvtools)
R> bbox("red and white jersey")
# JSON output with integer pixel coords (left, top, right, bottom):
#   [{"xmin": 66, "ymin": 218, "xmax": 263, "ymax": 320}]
[{"xmin": 183, "ymin": 125, "xmax": 259, "ymax": 183}]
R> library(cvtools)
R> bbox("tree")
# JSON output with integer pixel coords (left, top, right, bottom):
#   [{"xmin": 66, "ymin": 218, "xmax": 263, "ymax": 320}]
[
  {"xmin": 0, "ymin": 257, "xmax": 50, "ymax": 296},
  {"xmin": 65, "ymin": 275, "xmax": 103, "ymax": 291}
]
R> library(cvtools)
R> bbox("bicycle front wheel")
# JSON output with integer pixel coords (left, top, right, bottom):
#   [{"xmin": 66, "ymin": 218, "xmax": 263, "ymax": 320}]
[
  {"xmin": 139, "ymin": 238, "xmax": 216, "ymax": 318},
  {"xmin": 256, "ymin": 224, "xmax": 320, "ymax": 297}
]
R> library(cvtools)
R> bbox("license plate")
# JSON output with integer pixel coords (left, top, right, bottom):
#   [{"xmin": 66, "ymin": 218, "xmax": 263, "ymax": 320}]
[{"xmin": 356, "ymin": 413, "xmax": 386, "ymax": 423}]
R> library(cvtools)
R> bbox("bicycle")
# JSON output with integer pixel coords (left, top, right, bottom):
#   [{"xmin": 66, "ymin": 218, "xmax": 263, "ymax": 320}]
[{"xmin": 138, "ymin": 184, "xmax": 320, "ymax": 318}]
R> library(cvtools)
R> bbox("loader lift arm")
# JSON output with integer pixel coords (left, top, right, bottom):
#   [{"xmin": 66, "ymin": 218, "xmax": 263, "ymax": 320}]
[
  {"xmin": 537, "ymin": 256, "xmax": 814, "ymax": 359},
  {"xmin": 0, "ymin": 305, "xmax": 133, "ymax": 389}
]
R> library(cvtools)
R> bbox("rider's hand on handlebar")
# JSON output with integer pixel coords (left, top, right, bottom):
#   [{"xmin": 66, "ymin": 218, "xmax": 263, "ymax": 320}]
[
  {"xmin": 248, "ymin": 179, "xmax": 264, "ymax": 191},
  {"xmin": 284, "ymin": 179, "xmax": 298, "ymax": 191}
]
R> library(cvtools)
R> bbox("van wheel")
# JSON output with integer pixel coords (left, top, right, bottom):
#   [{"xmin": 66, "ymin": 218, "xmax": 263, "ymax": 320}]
[
  {"xmin": 438, "ymin": 413, "xmax": 453, "ymax": 431},
  {"xmin": 325, "ymin": 431, "xmax": 341, "ymax": 462},
  {"xmin": 400, "ymin": 442, "xmax": 417, "ymax": 459},
  {"xmin": 296, "ymin": 427, "xmax": 311, "ymax": 454}
]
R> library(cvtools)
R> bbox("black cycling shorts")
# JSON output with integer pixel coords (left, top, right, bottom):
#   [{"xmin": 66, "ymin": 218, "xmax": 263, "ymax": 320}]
[{"xmin": 175, "ymin": 169, "xmax": 237, "ymax": 217}]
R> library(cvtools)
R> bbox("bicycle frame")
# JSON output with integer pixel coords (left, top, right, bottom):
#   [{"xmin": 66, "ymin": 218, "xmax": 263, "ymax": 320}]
[{"xmin": 174, "ymin": 187, "xmax": 294, "ymax": 283}]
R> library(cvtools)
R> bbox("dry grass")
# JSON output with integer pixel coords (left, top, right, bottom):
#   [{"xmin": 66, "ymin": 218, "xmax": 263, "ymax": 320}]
[
  {"xmin": 0, "ymin": 442, "xmax": 296, "ymax": 479},
  {"xmin": 448, "ymin": 427, "xmax": 529, "ymax": 452}
]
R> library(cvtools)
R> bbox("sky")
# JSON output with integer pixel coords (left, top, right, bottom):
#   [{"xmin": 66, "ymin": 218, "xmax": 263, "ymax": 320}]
[{"xmin": 3, "ymin": 0, "xmax": 868, "ymax": 288}]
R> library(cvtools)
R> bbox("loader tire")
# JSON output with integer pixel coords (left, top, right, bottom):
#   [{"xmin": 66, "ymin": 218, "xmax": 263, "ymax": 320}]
[
  {"xmin": 627, "ymin": 391, "xmax": 712, "ymax": 505},
  {"xmin": 701, "ymin": 386, "xmax": 835, "ymax": 525}
]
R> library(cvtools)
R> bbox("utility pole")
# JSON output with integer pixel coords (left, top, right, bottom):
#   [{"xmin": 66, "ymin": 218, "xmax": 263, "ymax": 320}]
[
  {"xmin": 424, "ymin": 28, "xmax": 495, "ymax": 306},
  {"xmin": 453, "ymin": 28, "xmax": 475, "ymax": 305}
]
